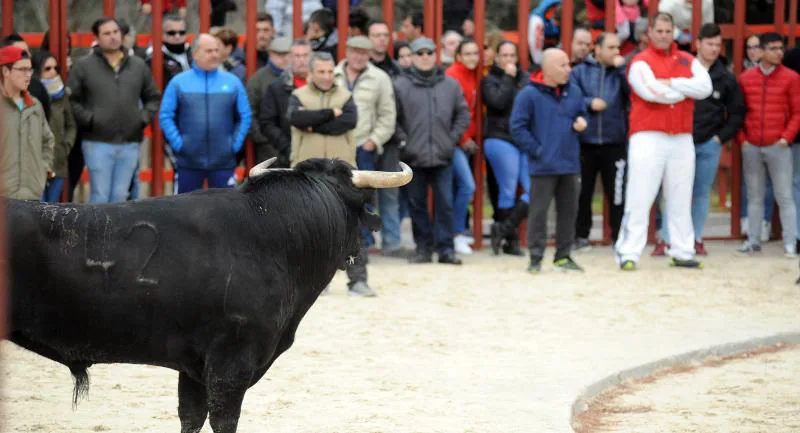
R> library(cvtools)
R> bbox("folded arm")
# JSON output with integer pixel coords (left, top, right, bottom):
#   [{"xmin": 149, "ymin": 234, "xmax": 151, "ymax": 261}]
[
  {"xmin": 669, "ymin": 58, "xmax": 713, "ymax": 100},
  {"xmin": 628, "ymin": 61, "xmax": 686, "ymax": 105}
]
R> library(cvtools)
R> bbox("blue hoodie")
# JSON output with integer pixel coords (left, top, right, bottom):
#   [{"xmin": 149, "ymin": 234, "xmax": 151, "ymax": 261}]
[
  {"xmin": 570, "ymin": 55, "xmax": 629, "ymax": 145},
  {"xmin": 510, "ymin": 74, "xmax": 586, "ymax": 176},
  {"xmin": 159, "ymin": 63, "xmax": 251, "ymax": 170}
]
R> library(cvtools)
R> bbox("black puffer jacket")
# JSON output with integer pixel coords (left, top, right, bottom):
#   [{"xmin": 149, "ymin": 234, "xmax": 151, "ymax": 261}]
[
  {"xmin": 481, "ymin": 63, "xmax": 526, "ymax": 144},
  {"xmin": 692, "ymin": 58, "xmax": 745, "ymax": 145}
]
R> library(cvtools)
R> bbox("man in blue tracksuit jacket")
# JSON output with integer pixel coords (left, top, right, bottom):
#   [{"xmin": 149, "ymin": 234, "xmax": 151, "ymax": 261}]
[
  {"xmin": 160, "ymin": 33, "xmax": 251, "ymax": 193},
  {"xmin": 510, "ymin": 48, "xmax": 588, "ymax": 273}
]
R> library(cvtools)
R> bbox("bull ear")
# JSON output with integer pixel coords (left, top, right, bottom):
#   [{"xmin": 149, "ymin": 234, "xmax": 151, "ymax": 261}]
[
  {"xmin": 248, "ymin": 157, "xmax": 279, "ymax": 178},
  {"xmin": 351, "ymin": 162, "xmax": 413, "ymax": 189}
]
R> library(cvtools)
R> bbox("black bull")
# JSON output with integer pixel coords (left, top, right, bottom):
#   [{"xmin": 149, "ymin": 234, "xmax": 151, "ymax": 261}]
[{"xmin": 5, "ymin": 158, "xmax": 412, "ymax": 433}]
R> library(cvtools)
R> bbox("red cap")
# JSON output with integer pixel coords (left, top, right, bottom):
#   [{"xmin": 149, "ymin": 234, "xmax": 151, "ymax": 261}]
[{"xmin": 0, "ymin": 46, "xmax": 26, "ymax": 66}]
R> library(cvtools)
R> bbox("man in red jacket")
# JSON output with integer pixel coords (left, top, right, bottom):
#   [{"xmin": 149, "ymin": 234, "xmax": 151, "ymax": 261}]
[
  {"xmin": 614, "ymin": 12, "xmax": 712, "ymax": 270},
  {"xmin": 737, "ymin": 32, "xmax": 800, "ymax": 257}
]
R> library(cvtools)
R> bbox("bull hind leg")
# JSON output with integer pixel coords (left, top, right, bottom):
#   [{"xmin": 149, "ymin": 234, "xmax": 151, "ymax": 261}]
[{"xmin": 178, "ymin": 372, "xmax": 209, "ymax": 433}]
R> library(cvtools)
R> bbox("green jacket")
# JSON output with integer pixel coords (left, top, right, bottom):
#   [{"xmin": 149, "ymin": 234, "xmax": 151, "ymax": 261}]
[
  {"xmin": 2, "ymin": 93, "xmax": 55, "ymax": 200},
  {"xmin": 48, "ymin": 93, "xmax": 77, "ymax": 178}
]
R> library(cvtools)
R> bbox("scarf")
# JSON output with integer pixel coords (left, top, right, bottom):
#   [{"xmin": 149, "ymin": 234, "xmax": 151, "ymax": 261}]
[{"xmin": 41, "ymin": 76, "xmax": 66, "ymax": 101}]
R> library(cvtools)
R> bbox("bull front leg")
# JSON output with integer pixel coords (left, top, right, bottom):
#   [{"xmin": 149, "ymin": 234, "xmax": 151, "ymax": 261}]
[
  {"xmin": 204, "ymin": 343, "xmax": 265, "ymax": 433},
  {"xmin": 178, "ymin": 372, "xmax": 208, "ymax": 433}
]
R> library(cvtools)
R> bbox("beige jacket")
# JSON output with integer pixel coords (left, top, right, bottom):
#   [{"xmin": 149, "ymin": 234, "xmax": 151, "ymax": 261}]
[
  {"xmin": 2, "ymin": 93, "xmax": 55, "ymax": 200},
  {"xmin": 333, "ymin": 61, "xmax": 396, "ymax": 153},
  {"xmin": 288, "ymin": 81, "xmax": 358, "ymax": 166}
]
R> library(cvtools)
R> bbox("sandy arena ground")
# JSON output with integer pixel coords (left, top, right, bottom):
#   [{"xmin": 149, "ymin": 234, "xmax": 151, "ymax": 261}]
[
  {"xmin": 576, "ymin": 344, "xmax": 800, "ymax": 433},
  {"xmin": 2, "ymin": 240, "xmax": 800, "ymax": 432}
]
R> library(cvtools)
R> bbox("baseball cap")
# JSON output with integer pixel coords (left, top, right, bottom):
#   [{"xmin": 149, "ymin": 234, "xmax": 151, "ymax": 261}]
[
  {"xmin": 410, "ymin": 37, "xmax": 436, "ymax": 53},
  {"xmin": 0, "ymin": 46, "xmax": 27, "ymax": 66}
]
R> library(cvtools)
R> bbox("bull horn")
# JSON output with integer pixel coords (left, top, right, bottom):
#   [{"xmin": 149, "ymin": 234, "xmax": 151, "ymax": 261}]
[
  {"xmin": 248, "ymin": 157, "xmax": 279, "ymax": 178},
  {"xmin": 351, "ymin": 162, "xmax": 413, "ymax": 189}
]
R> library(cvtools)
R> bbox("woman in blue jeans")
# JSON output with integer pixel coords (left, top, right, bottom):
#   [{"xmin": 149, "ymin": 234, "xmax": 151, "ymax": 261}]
[
  {"xmin": 446, "ymin": 40, "xmax": 482, "ymax": 254},
  {"xmin": 481, "ymin": 41, "xmax": 530, "ymax": 255}
]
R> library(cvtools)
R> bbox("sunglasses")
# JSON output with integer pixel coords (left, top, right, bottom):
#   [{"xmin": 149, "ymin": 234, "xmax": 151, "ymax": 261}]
[
  {"xmin": 416, "ymin": 50, "xmax": 434, "ymax": 56},
  {"xmin": 166, "ymin": 30, "xmax": 187, "ymax": 36}
]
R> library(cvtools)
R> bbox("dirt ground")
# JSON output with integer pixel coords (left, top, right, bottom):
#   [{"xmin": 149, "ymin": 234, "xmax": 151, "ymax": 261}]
[
  {"xmin": 575, "ymin": 344, "xmax": 800, "ymax": 433},
  {"xmin": 2, "ymin": 241, "xmax": 800, "ymax": 432}
]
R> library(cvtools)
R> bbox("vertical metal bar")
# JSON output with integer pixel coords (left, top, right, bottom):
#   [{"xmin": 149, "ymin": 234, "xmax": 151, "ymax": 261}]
[
  {"xmin": 790, "ymin": 0, "xmax": 798, "ymax": 48},
  {"xmin": 0, "ymin": 10, "xmax": 7, "ymax": 347},
  {"xmin": 337, "ymin": 0, "xmax": 348, "ymax": 61},
  {"xmin": 518, "ymin": 0, "xmax": 530, "ymax": 72},
  {"xmin": 472, "ymin": 0, "xmax": 485, "ymax": 249},
  {"xmin": 435, "ymin": 0, "xmax": 442, "ymax": 64},
  {"xmin": 383, "ymin": 0, "xmax": 394, "ymax": 57},
  {"xmin": 648, "ymin": 0, "xmax": 659, "ymax": 19},
  {"xmin": 293, "ymin": 0, "xmax": 303, "ymax": 38},
  {"xmin": 561, "ymin": 0, "xmax": 574, "ymax": 59},
  {"xmin": 424, "ymin": 0, "xmax": 435, "ymax": 39},
  {"xmin": 731, "ymin": 0, "xmax": 746, "ymax": 236},
  {"xmin": 49, "ymin": 0, "xmax": 60, "ymax": 55},
  {"xmin": 692, "ymin": 0, "xmax": 702, "ymax": 51},
  {"xmin": 245, "ymin": 0, "xmax": 257, "ymax": 170},
  {"xmin": 199, "ymin": 0, "xmax": 211, "ymax": 33},
  {"xmin": 2, "ymin": 0, "xmax": 13, "ymax": 36},
  {"xmin": 604, "ymin": 0, "xmax": 615, "ymax": 33},
  {"xmin": 775, "ymin": 0, "xmax": 786, "ymax": 37},
  {"xmin": 103, "ymin": 0, "xmax": 115, "ymax": 16},
  {"xmin": 151, "ymin": 0, "xmax": 165, "ymax": 197}
]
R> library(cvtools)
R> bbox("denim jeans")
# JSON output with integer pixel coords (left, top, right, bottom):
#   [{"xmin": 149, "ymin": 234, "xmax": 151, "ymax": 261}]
[
  {"xmin": 452, "ymin": 147, "xmax": 476, "ymax": 234},
  {"xmin": 661, "ymin": 137, "xmax": 722, "ymax": 243},
  {"xmin": 742, "ymin": 143, "xmax": 796, "ymax": 246},
  {"xmin": 176, "ymin": 168, "xmax": 236, "ymax": 193},
  {"xmin": 484, "ymin": 138, "xmax": 531, "ymax": 209},
  {"xmin": 740, "ymin": 162, "xmax": 774, "ymax": 221},
  {"xmin": 407, "ymin": 165, "xmax": 455, "ymax": 255},
  {"xmin": 42, "ymin": 177, "xmax": 65, "ymax": 203},
  {"xmin": 357, "ymin": 146, "xmax": 377, "ymax": 248},
  {"xmin": 82, "ymin": 141, "xmax": 141, "ymax": 203},
  {"xmin": 792, "ymin": 144, "xmax": 800, "ymax": 240}
]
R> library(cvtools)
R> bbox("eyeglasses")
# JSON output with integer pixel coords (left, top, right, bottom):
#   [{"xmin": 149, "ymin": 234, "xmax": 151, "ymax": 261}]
[
  {"xmin": 11, "ymin": 67, "xmax": 34, "ymax": 75},
  {"xmin": 166, "ymin": 30, "xmax": 187, "ymax": 37},
  {"xmin": 766, "ymin": 46, "xmax": 785, "ymax": 52},
  {"xmin": 416, "ymin": 50, "xmax": 434, "ymax": 56}
]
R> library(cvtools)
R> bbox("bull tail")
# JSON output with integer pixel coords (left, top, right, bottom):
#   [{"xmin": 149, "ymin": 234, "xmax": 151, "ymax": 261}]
[{"xmin": 69, "ymin": 364, "xmax": 90, "ymax": 408}]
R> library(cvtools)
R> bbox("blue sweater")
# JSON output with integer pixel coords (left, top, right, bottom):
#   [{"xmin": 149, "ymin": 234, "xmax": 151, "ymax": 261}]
[
  {"xmin": 159, "ymin": 64, "xmax": 252, "ymax": 170},
  {"xmin": 510, "ymin": 80, "xmax": 586, "ymax": 176}
]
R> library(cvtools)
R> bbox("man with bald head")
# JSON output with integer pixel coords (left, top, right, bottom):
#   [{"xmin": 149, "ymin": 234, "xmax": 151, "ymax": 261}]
[
  {"xmin": 159, "ymin": 33, "xmax": 252, "ymax": 193},
  {"xmin": 510, "ymin": 48, "xmax": 589, "ymax": 273}
]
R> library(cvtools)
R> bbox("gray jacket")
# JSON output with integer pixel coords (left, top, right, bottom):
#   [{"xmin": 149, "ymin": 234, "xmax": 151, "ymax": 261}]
[
  {"xmin": 68, "ymin": 49, "xmax": 161, "ymax": 144},
  {"xmin": 394, "ymin": 67, "xmax": 470, "ymax": 168}
]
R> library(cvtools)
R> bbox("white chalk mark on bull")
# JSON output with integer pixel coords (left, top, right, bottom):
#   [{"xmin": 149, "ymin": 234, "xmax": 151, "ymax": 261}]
[
  {"xmin": 125, "ymin": 222, "xmax": 160, "ymax": 286},
  {"xmin": 84, "ymin": 210, "xmax": 116, "ymax": 288}
]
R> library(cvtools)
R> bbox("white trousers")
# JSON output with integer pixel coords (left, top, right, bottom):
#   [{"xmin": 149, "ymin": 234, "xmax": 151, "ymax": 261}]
[{"xmin": 615, "ymin": 131, "xmax": 696, "ymax": 262}]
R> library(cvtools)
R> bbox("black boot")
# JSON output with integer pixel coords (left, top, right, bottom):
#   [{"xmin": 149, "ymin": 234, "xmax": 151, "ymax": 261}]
[
  {"xmin": 502, "ymin": 201, "xmax": 529, "ymax": 255},
  {"xmin": 490, "ymin": 208, "xmax": 511, "ymax": 255},
  {"xmin": 503, "ymin": 231, "xmax": 524, "ymax": 256}
]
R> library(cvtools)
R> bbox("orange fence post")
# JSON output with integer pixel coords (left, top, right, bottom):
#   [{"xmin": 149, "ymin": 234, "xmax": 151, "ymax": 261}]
[
  {"xmin": 336, "ymin": 0, "xmax": 349, "ymax": 61},
  {"xmin": 103, "ymin": 0, "xmax": 115, "ymax": 16},
  {"xmin": 244, "ymin": 0, "xmax": 257, "ymax": 171},
  {"xmin": 151, "ymin": 0, "xmax": 165, "ymax": 197},
  {"xmin": 518, "ymin": 0, "xmax": 530, "ymax": 72},
  {"xmin": 383, "ymin": 0, "xmax": 394, "ymax": 57},
  {"xmin": 471, "ymin": 0, "xmax": 485, "ymax": 249},
  {"xmin": 730, "ymin": 0, "xmax": 746, "ymax": 237},
  {"xmin": 199, "ymin": 0, "xmax": 211, "ymax": 33},
  {"xmin": 790, "ymin": 0, "xmax": 798, "ymax": 48},
  {"xmin": 293, "ymin": 0, "xmax": 303, "ymax": 38},
  {"xmin": 2, "ymin": 0, "xmax": 13, "ymax": 36},
  {"xmin": 424, "ymin": 0, "xmax": 435, "ymax": 39},
  {"xmin": 691, "ymin": 0, "xmax": 702, "ymax": 51},
  {"xmin": 434, "ymin": 0, "xmax": 442, "ymax": 63},
  {"xmin": 561, "ymin": 0, "xmax": 574, "ymax": 59}
]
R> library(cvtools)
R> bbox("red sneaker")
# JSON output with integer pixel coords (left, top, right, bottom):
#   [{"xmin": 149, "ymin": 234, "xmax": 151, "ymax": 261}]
[
  {"xmin": 695, "ymin": 241, "xmax": 708, "ymax": 256},
  {"xmin": 651, "ymin": 240, "xmax": 668, "ymax": 257}
]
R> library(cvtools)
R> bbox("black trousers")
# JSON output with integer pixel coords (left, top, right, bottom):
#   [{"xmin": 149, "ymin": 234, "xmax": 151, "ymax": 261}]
[
  {"xmin": 527, "ymin": 174, "xmax": 580, "ymax": 260},
  {"xmin": 575, "ymin": 144, "xmax": 627, "ymax": 241}
]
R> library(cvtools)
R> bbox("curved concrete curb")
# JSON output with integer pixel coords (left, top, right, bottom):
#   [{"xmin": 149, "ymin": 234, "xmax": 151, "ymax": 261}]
[{"xmin": 570, "ymin": 331, "xmax": 800, "ymax": 431}]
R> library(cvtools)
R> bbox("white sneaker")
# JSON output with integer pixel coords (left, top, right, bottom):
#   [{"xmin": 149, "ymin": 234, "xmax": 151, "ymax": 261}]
[
  {"xmin": 454, "ymin": 235, "xmax": 473, "ymax": 255},
  {"xmin": 785, "ymin": 243, "xmax": 797, "ymax": 259},
  {"xmin": 762, "ymin": 221, "xmax": 771, "ymax": 243}
]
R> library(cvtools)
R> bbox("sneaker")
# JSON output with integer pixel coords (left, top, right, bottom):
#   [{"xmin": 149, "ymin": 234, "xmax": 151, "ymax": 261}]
[
  {"xmin": 762, "ymin": 221, "xmax": 771, "ymax": 243},
  {"xmin": 408, "ymin": 251, "xmax": 433, "ymax": 263},
  {"xmin": 574, "ymin": 237, "xmax": 592, "ymax": 253},
  {"xmin": 527, "ymin": 257, "xmax": 543, "ymax": 273},
  {"xmin": 737, "ymin": 241, "xmax": 762, "ymax": 256},
  {"xmin": 553, "ymin": 256, "xmax": 584, "ymax": 272},
  {"xmin": 784, "ymin": 243, "xmax": 797, "ymax": 259},
  {"xmin": 438, "ymin": 252, "xmax": 463, "ymax": 265},
  {"xmin": 348, "ymin": 281, "xmax": 377, "ymax": 297},
  {"xmin": 651, "ymin": 240, "xmax": 668, "ymax": 257},
  {"xmin": 454, "ymin": 235, "xmax": 473, "ymax": 255},
  {"xmin": 669, "ymin": 258, "xmax": 704, "ymax": 269},
  {"xmin": 620, "ymin": 260, "xmax": 637, "ymax": 271},
  {"xmin": 695, "ymin": 241, "xmax": 708, "ymax": 256}
]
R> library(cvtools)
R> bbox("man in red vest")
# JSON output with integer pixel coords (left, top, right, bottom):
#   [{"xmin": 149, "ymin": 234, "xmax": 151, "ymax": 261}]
[{"xmin": 614, "ymin": 12, "xmax": 712, "ymax": 270}]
